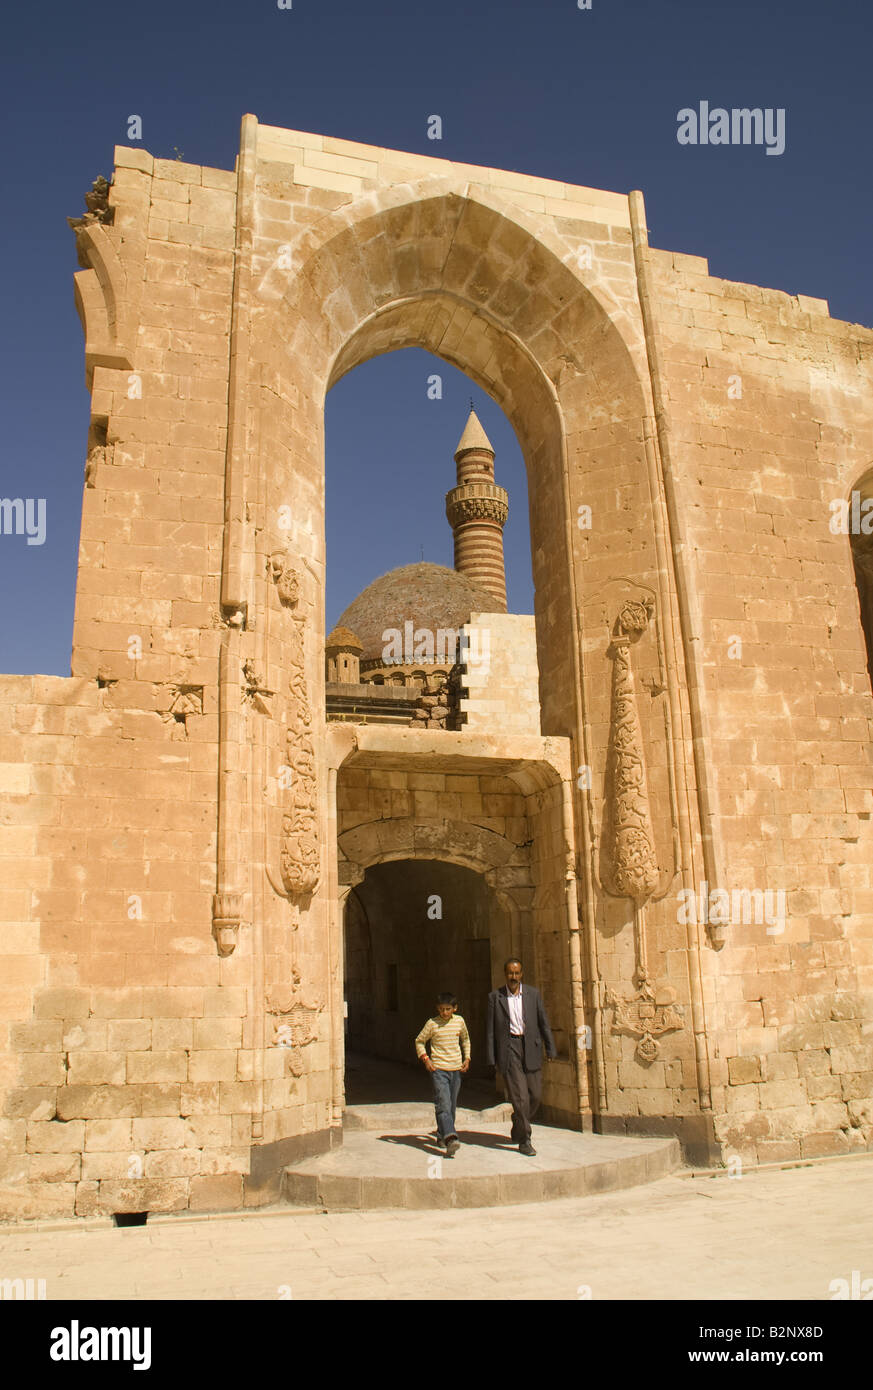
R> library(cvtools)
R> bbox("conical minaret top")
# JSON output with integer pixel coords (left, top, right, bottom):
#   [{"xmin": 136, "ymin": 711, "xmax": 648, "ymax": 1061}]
[{"xmin": 445, "ymin": 408, "xmax": 509, "ymax": 609}]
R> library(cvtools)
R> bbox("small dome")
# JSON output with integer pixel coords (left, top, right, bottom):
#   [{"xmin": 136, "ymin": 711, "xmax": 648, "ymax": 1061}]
[
  {"xmin": 325, "ymin": 625, "xmax": 363, "ymax": 652},
  {"xmin": 336, "ymin": 562, "xmax": 497, "ymax": 664}
]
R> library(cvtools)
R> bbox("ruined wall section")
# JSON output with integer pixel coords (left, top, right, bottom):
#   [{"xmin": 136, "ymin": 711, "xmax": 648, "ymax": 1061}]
[
  {"xmin": 651, "ymin": 248, "xmax": 873, "ymax": 1161},
  {"xmin": 0, "ymin": 149, "xmax": 294, "ymax": 1221},
  {"xmin": 72, "ymin": 147, "xmax": 236, "ymax": 683}
]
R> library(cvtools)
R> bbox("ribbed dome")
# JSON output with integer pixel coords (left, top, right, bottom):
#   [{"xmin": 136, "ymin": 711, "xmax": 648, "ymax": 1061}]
[
  {"xmin": 325, "ymin": 625, "xmax": 363, "ymax": 651},
  {"xmin": 336, "ymin": 562, "xmax": 498, "ymax": 663}
]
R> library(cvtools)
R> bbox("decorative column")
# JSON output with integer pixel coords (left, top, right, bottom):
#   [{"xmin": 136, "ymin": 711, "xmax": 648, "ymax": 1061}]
[
  {"xmin": 445, "ymin": 409, "xmax": 509, "ymax": 609},
  {"xmin": 603, "ymin": 599, "xmax": 684, "ymax": 1062}
]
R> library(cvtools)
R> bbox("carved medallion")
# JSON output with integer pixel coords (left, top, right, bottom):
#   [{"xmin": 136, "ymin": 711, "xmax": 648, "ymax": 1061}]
[
  {"xmin": 267, "ymin": 981, "xmax": 323, "ymax": 1075},
  {"xmin": 607, "ymin": 976, "xmax": 684, "ymax": 1062},
  {"xmin": 269, "ymin": 550, "xmax": 301, "ymax": 607}
]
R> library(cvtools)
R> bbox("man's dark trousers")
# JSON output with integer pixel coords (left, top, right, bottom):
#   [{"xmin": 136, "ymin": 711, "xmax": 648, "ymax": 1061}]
[
  {"xmin": 503, "ymin": 1035, "xmax": 542, "ymax": 1143},
  {"xmin": 486, "ymin": 984, "xmax": 556, "ymax": 1144}
]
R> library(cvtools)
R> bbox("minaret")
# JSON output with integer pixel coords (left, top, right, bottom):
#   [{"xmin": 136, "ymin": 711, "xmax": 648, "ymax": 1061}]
[{"xmin": 445, "ymin": 409, "xmax": 509, "ymax": 610}]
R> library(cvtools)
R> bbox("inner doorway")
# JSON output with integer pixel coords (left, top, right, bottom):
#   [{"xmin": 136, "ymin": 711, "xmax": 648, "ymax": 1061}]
[{"xmin": 343, "ymin": 858, "xmax": 510, "ymax": 1104}]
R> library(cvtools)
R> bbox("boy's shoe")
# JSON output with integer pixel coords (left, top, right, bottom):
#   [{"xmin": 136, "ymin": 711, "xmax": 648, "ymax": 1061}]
[
  {"xmin": 518, "ymin": 1141, "xmax": 536, "ymax": 1156},
  {"xmin": 445, "ymin": 1137, "xmax": 460, "ymax": 1158}
]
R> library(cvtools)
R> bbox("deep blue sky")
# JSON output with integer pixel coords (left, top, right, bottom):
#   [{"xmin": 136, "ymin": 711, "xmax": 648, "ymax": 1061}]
[{"xmin": 1, "ymin": 0, "xmax": 870, "ymax": 673}]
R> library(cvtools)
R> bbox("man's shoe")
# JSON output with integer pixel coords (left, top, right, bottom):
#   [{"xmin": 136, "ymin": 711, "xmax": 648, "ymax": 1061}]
[
  {"xmin": 445, "ymin": 1137, "xmax": 460, "ymax": 1158},
  {"xmin": 518, "ymin": 1141, "xmax": 536, "ymax": 1156}
]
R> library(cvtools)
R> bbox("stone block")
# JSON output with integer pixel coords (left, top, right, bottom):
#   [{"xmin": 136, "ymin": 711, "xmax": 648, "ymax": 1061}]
[
  {"xmin": 180, "ymin": 1082, "xmax": 221, "ymax": 1115},
  {"xmin": 98, "ymin": 1179, "xmax": 189, "ymax": 1214},
  {"xmin": 840, "ymin": 1071, "xmax": 873, "ymax": 1101},
  {"xmin": 126, "ymin": 1051, "xmax": 189, "ymax": 1083},
  {"xmin": 829, "ymin": 1046, "xmax": 873, "ymax": 1074},
  {"xmin": 144, "ymin": 1148, "xmax": 201, "ymax": 1178},
  {"xmin": 727, "ymin": 1055, "xmax": 761, "ymax": 1085},
  {"xmin": 80, "ymin": 1118, "xmax": 134, "ymax": 1154},
  {"xmin": 187, "ymin": 1050, "xmax": 237, "ymax": 1083},
  {"xmin": 9, "ymin": 1022, "xmax": 63, "ymax": 1053},
  {"xmin": 198, "ymin": 1147, "xmax": 249, "ymax": 1176},
  {"xmin": 193, "ymin": 1018, "xmax": 242, "ymax": 1050},
  {"xmin": 66, "ymin": 1053, "xmax": 126, "ymax": 1086},
  {"xmin": 187, "ymin": 1174, "xmax": 243, "ymax": 1211},
  {"xmin": 132, "ymin": 1117, "xmax": 187, "ymax": 1150},
  {"xmin": 184, "ymin": 1115, "xmax": 231, "ymax": 1148},
  {"xmin": 29, "ymin": 1153, "xmax": 81, "ymax": 1182},
  {"xmin": 56, "ymin": 1086, "xmax": 139, "ymax": 1120},
  {"xmin": 26, "ymin": 1120, "xmax": 85, "ymax": 1153}
]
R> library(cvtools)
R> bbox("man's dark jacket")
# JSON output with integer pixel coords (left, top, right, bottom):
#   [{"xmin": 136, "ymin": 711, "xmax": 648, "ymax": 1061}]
[{"xmin": 486, "ymin": 984, "xmax": 556, "ymax": 1072}]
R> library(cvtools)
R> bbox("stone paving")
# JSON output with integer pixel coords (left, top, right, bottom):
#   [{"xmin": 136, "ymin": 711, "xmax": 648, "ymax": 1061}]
[
  {"xmin": 283, "ymin": 1119, "xmax": 678, "ymax": 1210},
  {"xmin": 0, "ymin": 1153, "xmax": 870, "ymax": 1301}
]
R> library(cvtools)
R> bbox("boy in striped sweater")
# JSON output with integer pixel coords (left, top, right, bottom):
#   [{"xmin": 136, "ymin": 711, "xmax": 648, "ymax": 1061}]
[{"xmin": 415, "ymin": 993, "xmax": 471, "ymax": 1158}]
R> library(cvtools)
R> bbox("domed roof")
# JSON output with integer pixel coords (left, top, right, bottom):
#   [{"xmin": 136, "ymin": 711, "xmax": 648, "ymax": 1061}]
[
  {"xmin": 336, "ymin": 562, "xmax": 498, "ymax": 664},
  {"xmin": 325, "ymin": 625, "xmax": 363, "ymax": 651}
]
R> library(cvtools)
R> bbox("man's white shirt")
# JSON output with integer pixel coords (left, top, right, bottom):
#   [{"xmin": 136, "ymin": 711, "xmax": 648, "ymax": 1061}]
[{"xmin": 507, "ymin": 985, "xmax": 524, "ymax": 1035}]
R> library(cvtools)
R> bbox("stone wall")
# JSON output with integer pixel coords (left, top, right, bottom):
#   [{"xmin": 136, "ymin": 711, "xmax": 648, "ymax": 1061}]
[
  {"xmin": 0, "ymin": 674, "xmax": 263, "ymax": 1219},
  {"xmin": 645, "ymin": 250, "xmax": 873, "ymax": 1162},
  {"xmin": 458, "ymin": 613, "xmax": 541, "ymax": 736}
]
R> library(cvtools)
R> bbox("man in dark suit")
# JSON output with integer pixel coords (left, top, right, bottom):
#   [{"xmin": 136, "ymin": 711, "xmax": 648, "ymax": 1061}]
[{"xmin": 486, "ymin": 957, "xmax": 556, "ymax": 1156}]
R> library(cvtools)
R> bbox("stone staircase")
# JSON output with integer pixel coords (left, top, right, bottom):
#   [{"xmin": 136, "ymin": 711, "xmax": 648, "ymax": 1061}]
[{"xmin": 282, "ymin": 1106, "xmax": 681, "ymax": 1211}]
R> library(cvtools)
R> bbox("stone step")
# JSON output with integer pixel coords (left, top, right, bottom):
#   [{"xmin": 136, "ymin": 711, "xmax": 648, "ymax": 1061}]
[
  {"xmin": 343, "ymin": 1101, "xmax": 513, "ymax": 1131},
  {"xmin": 282, "ymin": 1124, "xmax": 681, "ymax": 1211}
]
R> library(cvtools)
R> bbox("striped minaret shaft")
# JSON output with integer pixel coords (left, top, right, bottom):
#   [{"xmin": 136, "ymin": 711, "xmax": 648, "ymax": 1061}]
[{"xmin": 445, "ymin": 409, "xmax": 508, "ymax": 610}]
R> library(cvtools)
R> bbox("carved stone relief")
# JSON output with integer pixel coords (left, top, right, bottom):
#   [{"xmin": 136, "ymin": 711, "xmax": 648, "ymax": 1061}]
[
  {"xmin": 600, "ymin": 595, "xmax": 686, "ymax": 1061},
  {"xmin": 267, "ymin": 553, "xmax": 320, "ymax": 900}
]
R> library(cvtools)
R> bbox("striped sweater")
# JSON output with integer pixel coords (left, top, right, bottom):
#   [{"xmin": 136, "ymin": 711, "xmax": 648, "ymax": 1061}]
[{"xmin": 415, "ymin": 1014, "xmax": 471, "ymax": 1070}]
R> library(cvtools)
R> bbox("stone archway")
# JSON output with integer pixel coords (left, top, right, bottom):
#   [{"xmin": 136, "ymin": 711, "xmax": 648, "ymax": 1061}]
[{"xmin": 250, "ymin": 177, "xmax": 680, "ymax": 1141}]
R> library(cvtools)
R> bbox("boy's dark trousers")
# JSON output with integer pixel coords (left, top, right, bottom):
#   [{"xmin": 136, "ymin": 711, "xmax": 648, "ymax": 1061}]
[{"xmin": 431, "ymin": 1069, "xmax": 462, "ymax": 1142}]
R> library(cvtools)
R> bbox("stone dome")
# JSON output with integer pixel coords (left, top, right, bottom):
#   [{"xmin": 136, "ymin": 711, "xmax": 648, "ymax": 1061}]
[
  {"xmin": 336, "ymin": 562, "xmax": 498, "ymax": 664},
  {"xmin": 325, "ymin": 625, "xmax": 363, "ymax": 652}
]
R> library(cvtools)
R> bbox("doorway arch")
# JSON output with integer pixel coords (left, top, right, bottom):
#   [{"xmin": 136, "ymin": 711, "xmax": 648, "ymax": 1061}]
[{"xmin": 344, "ymin": 858, "xmax": 511, "ymax": 1084}]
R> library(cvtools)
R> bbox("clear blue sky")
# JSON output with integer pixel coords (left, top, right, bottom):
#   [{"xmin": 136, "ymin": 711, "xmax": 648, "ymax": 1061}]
[{"xmin": 1, "ymin": 0, "xmax": 870, "ymax": 673}]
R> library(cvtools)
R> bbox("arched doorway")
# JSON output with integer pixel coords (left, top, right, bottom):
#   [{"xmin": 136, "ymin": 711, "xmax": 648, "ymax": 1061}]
[
  {"xmin": 255, "ymin": 171, "xmax": 664, "ymax": 1136},
  {"xmin": 344, "ymin": 858, "xmax": 510, "ymax": 1090}
]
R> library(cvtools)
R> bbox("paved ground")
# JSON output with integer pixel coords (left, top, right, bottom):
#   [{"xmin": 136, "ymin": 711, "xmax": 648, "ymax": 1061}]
[{"xmin": 1, "ymin": 1153, "xmax": 871, "ymax": 1301}]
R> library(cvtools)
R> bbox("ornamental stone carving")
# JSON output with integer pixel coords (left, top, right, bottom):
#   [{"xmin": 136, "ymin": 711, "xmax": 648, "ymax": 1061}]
[
  {"xmin": 275, "ymin": 561, "xmax": 320, "ymax": 899},
  {"xmin": 445, "ymin": 493, "xmax": 509, "ymax": 527},
  {"xmin": 602, "ymin": 598, "xmax": 659, "ymax": 905},
  {"xmin": 212, "ymin": 891, "xmax": 243, "ymax": 957},
  {"xmin": 269, "ymin": 549, "xmax": 301, "ymax": 607},
  {"xmin": 267, "ymin": 979, "xmax": 323, "ymax": 1077},
  {"xmin": 606, "ymin": 977, "xmax": 684, "ymax": 1062},
  {"xmin": 242, "ymin": 660, "xmax": 274, "ymax": 716}
]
